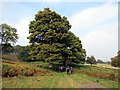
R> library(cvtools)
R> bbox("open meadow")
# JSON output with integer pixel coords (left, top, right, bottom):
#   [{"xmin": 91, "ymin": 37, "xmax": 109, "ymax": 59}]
[{"xmin": 2, "ymin": 60, "xmax": 119, "ymax": 89}]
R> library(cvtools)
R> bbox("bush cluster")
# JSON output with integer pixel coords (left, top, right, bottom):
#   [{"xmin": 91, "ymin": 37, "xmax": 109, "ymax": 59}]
[
  {"xmin": 79, "ymin": 70, "xmax": 118, "ymax": 81},
  {"xmin": 2, "ymin": 60, "xmax": 52, "ymax": 77}
]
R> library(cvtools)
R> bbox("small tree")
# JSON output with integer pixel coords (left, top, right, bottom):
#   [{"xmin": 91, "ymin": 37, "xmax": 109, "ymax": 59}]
[
  {"xmin": 86, "ymin": 56, "xmax": 97, "ymax": 66},
  {"xmin": 0, "ymin": 23, "xmax": 18, "ymax": 53},
  {"xmin": 111, "ymin": 51, "xmax": 120, "ymax": 67}
]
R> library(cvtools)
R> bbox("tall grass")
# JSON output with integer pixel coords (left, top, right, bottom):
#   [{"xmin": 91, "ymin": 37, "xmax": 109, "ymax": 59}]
[
  {"xmin": 76, "ymin": 65, "xmax": 119, "ymax": 81},
  {"xmin": 2, "ymin": 60, "xmax": 52, "ymax": 77}
]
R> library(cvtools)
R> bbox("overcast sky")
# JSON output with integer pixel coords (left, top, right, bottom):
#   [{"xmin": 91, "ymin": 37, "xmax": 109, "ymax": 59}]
[{"xmin": 0, "ymin": 0, "xmax": 118, "ymax": 61}]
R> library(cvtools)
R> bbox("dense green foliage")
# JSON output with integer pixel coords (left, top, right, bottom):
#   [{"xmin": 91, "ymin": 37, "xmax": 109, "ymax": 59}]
[
  {"xmin": 86, "ymin": 56, "xmax": 97, "ymax": 65},
  {"xmin": 13, "ymin": 45, "xmax": 22, "ymax": 53},
  {"xmin": 0, "ymin": 23, "xmax": 18, "ymax": 53},
  {"xmin": 0, "ymin": 23, "xmax": 18, "ymax": 44},
  {"xmin": 2, "ymin": 43, "xmax": 14, "ymax": 53},
  {"xmin": 18, "ymin": 46, "xmax": 30, "ymax": 61},
  {"xmin": 111, "ymin": 51, "xmax": 120, "ymax": 67},
  {"xmin": 28, "ymin": 8, "xmax": 86, "ymax": 65}
]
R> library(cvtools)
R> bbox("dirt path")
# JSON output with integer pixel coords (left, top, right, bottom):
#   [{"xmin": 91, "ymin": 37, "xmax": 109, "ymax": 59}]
[
  {"xmin": 79, "ymin": 82, "xmax": 106, "ymax": 88},
  {"xmin": 64, "ymin": 74, "xmax": 106, "ymax": 88},
  {"xmin": 64, "ymin": 75, "xmax": 79, "ymax": 88}
]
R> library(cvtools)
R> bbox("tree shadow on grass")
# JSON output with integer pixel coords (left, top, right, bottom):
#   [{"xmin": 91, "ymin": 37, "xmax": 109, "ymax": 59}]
[
  {"xmin": 29, "ymin": 61, "xmax": 89, "ymax": 72},
  {"xmin": 50, "ymin": 63, "xmax": 89, "ymax": 72}
]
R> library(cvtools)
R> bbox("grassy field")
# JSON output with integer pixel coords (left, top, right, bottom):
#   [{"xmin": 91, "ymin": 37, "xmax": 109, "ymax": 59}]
[
  {"xmin": 2, "ymin": 72, "xmax": 118, "ymax": 88},
  {"xmin": 2, "ymin": 60, "xmax": 119, "ymax": 88}
]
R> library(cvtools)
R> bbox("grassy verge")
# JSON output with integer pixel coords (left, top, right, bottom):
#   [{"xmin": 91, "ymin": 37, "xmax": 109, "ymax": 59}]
[
  {"xmin": 74, "ymin": 73, "xmax": 118, "ymax": 88},
  {"xmin": 2, "ymin": 72, "xmax": 118, "ymax": 88}
]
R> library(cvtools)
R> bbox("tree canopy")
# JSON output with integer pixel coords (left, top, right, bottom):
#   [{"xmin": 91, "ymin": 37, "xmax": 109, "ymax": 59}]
[
  {"xmin": 28, "ymin": 8, "xmax": 86, "ymax": 65},
  {"xmin": 0, "ymin": 23, "xmax": 18, "ymax": 44},
  {"xmin": 0, "ymin": 23, "xmax": 18, "ymax": 53}
]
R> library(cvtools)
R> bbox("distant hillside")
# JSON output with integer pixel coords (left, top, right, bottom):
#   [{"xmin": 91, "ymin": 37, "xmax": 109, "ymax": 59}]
[{"xmin": 2, "ymin": 53, "xmax": 19, "ymax": 61}]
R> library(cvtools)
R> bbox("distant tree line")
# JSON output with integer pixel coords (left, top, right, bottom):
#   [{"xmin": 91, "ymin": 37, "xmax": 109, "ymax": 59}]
[
  {"xmin": 86, "ymin": 56, "xmax": 97, "ymax": 65},
  {"xmin": 111, "ymin": 51, "xmax": 120, "ymax": 67},
  {"xmin": 86, "ymin": 56, "xmax": 112, "ymax": 65}
]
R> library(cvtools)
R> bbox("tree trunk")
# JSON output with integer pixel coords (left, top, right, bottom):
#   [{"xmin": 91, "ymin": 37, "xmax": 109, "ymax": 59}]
[{"xmin": 63, "ymin": 60, "xmax": 67, "ymax": 67}]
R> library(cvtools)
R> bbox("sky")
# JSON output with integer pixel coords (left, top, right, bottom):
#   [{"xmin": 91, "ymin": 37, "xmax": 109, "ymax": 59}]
[{"xmin": 0, "ymin": 0, "xmax": 119, "ymax": 61}]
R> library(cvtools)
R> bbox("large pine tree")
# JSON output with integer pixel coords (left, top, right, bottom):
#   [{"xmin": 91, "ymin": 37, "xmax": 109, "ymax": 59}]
[{"xmin": 28, "ymin": 8, "xmax": 86, "ymax": 65}]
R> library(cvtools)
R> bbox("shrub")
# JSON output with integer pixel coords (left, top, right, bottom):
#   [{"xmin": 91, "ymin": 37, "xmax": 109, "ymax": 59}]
[
  {"xmin": 79, "ymin": 69, "xmax": 117, "ymax": 81},
  {"xmin": 108, "ymin": 73, "xmax": 115, "ymax": 80},
  {"xmin": 2, "ymin": 60, "xmax": 52, "ymax": 77},
  {"xmin": 22, "ymin": 69, "xmax": 34, "ymax": 76},
  {"xmin": 2, "ymin": 64, "xmax": 19, "ymax": 77}
]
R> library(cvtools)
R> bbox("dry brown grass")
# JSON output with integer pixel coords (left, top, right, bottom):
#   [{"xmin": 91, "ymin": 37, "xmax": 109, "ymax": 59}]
[
  {"xmin": 2, "ymin": 53, "xmax": 19, "ymax": 61},
  {"xmin": 84, "ymin": 64, "xmax": 119, "ymax": 69},
  {"xmin": 79, "ymin": 70, "xmax": 118, "ymax": 81},
  {"xmin": 78, "ymin": 64, "xmax": 119, "ymax": 81},
  {"xmin": 2, "ymin": 60, "xmax": 52, "ymax": 77}
]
